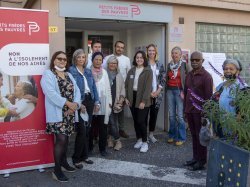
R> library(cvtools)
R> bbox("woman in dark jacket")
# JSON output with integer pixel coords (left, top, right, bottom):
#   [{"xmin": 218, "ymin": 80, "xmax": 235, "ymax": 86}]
[
  {"xmin": 69, "ymin": 49, "xmax": 100, "ymax": 169},
  {"xmin": 125, "ymin": 51, "xmax": 153, "ymax": 153}
]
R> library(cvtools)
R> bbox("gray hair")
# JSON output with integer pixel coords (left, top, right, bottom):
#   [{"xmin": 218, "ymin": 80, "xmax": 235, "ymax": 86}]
[
  {"xmin": 72, "ymin": 49, "xmax": 86, "ymax": 65},
  {"xmin": 171, "ymin": 46, "xmax": 182, "ymax": 54},
  {"xmin": 106, "ymin": 55, "xmax": 119, "ymax": 65},
  {"xmin": 222, "ymin": 59, "xmax": 240, "ymax": 70}
]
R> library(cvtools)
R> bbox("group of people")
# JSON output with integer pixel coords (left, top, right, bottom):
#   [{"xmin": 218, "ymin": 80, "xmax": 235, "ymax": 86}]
[{"xmin": 40, "ymin": 39, "xmax": 246, "ymax": 182}]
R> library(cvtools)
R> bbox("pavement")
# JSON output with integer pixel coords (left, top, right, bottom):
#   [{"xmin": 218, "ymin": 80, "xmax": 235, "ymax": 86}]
[{"xmin": 1, "ymin": 130, "xmax": 207, "ymax": 187}]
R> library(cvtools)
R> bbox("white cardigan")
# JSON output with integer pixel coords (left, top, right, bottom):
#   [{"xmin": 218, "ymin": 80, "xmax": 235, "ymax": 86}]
[{"xmin": 94, "ymin": 69, "xmax": 112, "ymax": 124}]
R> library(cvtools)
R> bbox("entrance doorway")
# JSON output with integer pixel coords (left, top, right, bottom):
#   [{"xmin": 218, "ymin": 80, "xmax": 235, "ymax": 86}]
[{"xmin": 65, "ymin": 18, "xmax": 167, "ymax": 131}]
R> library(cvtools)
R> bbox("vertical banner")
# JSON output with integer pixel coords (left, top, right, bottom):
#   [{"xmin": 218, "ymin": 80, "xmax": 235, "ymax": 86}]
[{"xmin": 0, "ymin": 8, "xmax": 54, "ymax": 174}]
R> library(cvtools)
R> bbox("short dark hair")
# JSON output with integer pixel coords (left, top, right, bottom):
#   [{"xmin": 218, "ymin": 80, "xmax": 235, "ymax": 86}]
[
  {"xmin": 49, "ymin": 51, "xmax": 68, "ymax": 71},
  {"xmin": 114, "ymin": 41, "xmax": 125, "ymax": 47},
  {"xmin": 91, "ymin": 39, "xmax": 102, "ymax": 49},
  {"xmin": 0, "ymin": 72, "xmax": 2, "ymax": 78},
  {"xmin": 132, "ymin": 51, "xmax": 148, "ymax": 67}
]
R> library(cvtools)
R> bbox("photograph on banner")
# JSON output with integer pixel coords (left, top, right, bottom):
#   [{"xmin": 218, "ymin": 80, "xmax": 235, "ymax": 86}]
[{"xmin": 0, "ymin": 71, "xmax": 37, "ymax": 123}]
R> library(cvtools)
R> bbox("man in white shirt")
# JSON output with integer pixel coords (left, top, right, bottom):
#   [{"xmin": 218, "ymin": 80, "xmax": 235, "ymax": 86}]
[
  {"xmin": 87, "ymin": 39, "xmax": 102, "ymax": 69},
  {"xmin": 104, "ymin": 41, "xmax": 131, "ymax": 138}
]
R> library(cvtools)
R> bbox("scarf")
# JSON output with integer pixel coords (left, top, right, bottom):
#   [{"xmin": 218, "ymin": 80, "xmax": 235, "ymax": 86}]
[
  {"xmin": 92, "ymin": 67, "xmax": 103, "ymax": 82},
  {"xmin": 107, "ymin": 70, "xmax": 117, "ymax": 87},
  {"xmin": 169, "ymin": 60, "xmax": 182, "ymax": 79}
]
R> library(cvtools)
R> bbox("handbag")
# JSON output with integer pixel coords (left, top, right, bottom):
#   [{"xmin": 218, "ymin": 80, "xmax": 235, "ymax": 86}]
[{"xmin": 199, "ymin": 117, "xmax": 213, "ymax": 147}]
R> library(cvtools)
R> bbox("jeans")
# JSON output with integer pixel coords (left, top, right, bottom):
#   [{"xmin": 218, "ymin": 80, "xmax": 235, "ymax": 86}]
[{"xmin": 167, "ymin": 89, "xmax": 186, "ymax": 141}]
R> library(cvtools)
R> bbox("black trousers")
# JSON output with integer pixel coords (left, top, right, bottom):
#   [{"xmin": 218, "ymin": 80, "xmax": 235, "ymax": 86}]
[
  {"xmin": 89, "ymin": 115, "xmax": 107, "ymax": 152},
  {"xmin": 130, "ymin": 91, "xmax": 149, "ymax": 142},
  {"xmin": 72, "ymin": 94, "xmax": 94, "ymax": 164},
  {"xmin": 148, "ymin": 98, "xmax": 159, "ymax": 132}
]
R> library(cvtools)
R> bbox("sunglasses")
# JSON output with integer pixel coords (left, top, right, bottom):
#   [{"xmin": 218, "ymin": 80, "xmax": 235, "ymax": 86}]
[
  {"xmin": 190, "ymin": 59, "xmax": 201, "ymax": 62},
  {"xmin": 56, "ymin": 57, "xmax": 67, "ymax": 62}
]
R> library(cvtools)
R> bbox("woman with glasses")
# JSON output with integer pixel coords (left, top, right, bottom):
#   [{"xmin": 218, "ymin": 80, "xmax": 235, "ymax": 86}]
[
  {"xmin": 41, "ymin": 51, "xmax": 81, "ymax": 182},
  {"xmin": 166, "ymin": 46, "xmax": 189, "ymax": 146}
]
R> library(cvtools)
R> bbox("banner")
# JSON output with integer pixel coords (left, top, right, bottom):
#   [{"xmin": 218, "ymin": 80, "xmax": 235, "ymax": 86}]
[{"xmin": 0, "ymin": 7, "xmax": 54, "ymax": 174}]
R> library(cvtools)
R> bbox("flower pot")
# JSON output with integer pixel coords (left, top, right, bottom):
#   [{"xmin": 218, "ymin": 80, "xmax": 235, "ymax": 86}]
[{"xmin": 206, "ymin": 139, "xmax": 250, "ymax": 187}]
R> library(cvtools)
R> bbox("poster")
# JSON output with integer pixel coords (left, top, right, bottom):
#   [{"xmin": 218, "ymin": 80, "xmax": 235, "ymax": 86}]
[
  {"xmin": 0, "ymin": 7, "xmax": 54, "ymax": 174},
  {"xmin": 203, "ymin": 53, "xmax": 226, "ymax": 89}
]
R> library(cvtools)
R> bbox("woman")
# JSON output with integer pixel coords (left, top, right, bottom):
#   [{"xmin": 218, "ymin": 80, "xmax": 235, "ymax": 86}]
[
  {"xmin": 69, "ymin": 49, "xmax": 100, "ymax": 169},
  {"xmin": 125, "ymin": 51, "xmax": 153, "ymax": 153},
  {"xmin": 41, "ymin": 51, "xmax": 81, "ymax": 182},
  {"xmin": 106, "ymin": 55, "xmax": 125, "ymax": 151},
  {"xmin": 11, "ymin": 81, "xmax": 35, "ymax": 121},
  {"xmin": 166, "ymin": 46, "xmax": 188, "ymax": 146},
  {"xmin": 146, "ymin": 44, "xmax": 166, "ymax": 143},
  {"xmin": 89, "ymin": 51, "xmax": 112, "ymax": 156},
  {"xmin": 213, "ymin": 59, "xmax": 247, "ymax": 138}
]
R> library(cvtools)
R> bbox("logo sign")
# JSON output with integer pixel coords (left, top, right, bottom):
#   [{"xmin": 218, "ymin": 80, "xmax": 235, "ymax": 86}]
[
  {"xmin": 130, "ymin": 5, "xmax": 140, "ymax": 18},
  {"xmin": 27, "ymin": 22, "xmax": 40, "ymax": 35},
  {"xmin": 59, "ymin": 0, "xmax": 173, "ymax": 23}
]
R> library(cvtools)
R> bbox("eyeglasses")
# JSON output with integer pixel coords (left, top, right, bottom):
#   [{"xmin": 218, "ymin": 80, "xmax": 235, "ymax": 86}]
[
  {"xmin": 56, "ymin": 57, "xmax": 67, "ymax": 62},
  {"xmin": 190, "ymin": 59, "xmax": 201, "ymax": 62}
]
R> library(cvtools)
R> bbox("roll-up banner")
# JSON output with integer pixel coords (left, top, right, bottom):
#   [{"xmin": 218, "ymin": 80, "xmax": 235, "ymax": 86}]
[{"xmin": 0, "ymin": 7, "xmax": 54, "ymax": 174}]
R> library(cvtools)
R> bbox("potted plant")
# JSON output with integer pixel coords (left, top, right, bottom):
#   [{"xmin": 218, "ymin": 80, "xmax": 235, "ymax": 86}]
[{"xmin": 203, "ymin": 86, "xmax": 250, "ymax": 187}]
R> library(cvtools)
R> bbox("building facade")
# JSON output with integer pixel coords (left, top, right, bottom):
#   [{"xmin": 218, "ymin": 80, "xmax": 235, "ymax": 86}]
[{"xmin": 1, "ymin": 0, "xmax": 250, "ymax": 130}]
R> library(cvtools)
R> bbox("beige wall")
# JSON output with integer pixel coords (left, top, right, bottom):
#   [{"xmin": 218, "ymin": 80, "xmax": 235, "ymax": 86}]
[
  {"xmin": 168, "ymin": 4, "xmax": 250, "ymax": 57},
  {"xmin": 24, "ymin": 0, "xmax": 65, "ymax": 56},
  {"xmin": 40, "ymin": 0, "xmax": 65, "ymax": 56},
  {"xmin": 143, "ymin": 0, "xmax": 250, "ymax": 12}
]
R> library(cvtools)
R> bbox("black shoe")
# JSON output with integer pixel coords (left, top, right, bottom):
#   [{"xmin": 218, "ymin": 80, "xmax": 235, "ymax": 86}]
[
  {"xmin": 61, "ymin": 164, "xmax": 76, "ymax": 172},
  {"xmin": 52, "ymin": 171, "xmax": 68, "ymax": 182},
  {"xmin": 100, "ymin": 151, "xmax": 108, "ymax": 157},
  {"xmin": 188, "ymin": 161, "xmax": 205, "ymax": 171},
  {"xmin": 84, "ymin": 159, "xmax": 94, "ymax": 164},
  {"xmin": 73, "ymin": 162, "xmax": 83, "ymax": 169},
  {"xmin": 183, "ymin": 159, "xmax": 197, "ymax": 166},
  {"xmin": 119, "ymin": 130, "xmax": 129, "ymax": 138}
]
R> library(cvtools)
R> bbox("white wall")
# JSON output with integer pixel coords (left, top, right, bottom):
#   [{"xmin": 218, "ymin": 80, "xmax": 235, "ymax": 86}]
[{"xmin": 127, "ymin": 24, "xmax": 166, "ymax": 130}]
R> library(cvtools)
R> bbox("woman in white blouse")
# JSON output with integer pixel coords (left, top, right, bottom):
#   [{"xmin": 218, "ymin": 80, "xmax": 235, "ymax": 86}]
[{"xmin": 90, "ymin": 52, "xmax": 112, "ymax": 157}]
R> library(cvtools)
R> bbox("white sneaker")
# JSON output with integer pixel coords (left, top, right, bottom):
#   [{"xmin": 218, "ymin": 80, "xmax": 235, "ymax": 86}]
[
  {"xmin": 149, "ymin": 135, "xmax": 157, "ymax": 143},
  {"xmin": 134, "ymin": 139, "xmax": 143, "ymax": 149},
  {"xmin": 140, "ymin": 142, "xmax": 148, "ymax": 153}
]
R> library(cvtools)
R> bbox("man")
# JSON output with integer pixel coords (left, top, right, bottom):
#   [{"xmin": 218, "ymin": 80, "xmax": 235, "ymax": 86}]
[
  {"xmin": 87, "ymin": 39, "xmax": 102, "ymax": 69},
  {"xmin": 104, "ymin": 41, "xmax": 131, "ymax": 138},
  {"xmin": 183, "ymin": 51, "xmax": 213, "ymax": 171}
]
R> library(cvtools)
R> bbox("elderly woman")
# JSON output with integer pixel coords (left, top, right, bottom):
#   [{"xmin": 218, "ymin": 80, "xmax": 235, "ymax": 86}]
[
  {"xmin": 69, "ymin": 49, "xmax": 100, "ymax": 169},
  {"xmin": 213, "ymin": 59, "xmax": 247, "ymax": 138},
  {"xmin": 10, "ymin": 81, "xmax": 35, "ymax": 121},
  {"xmin": 166, "ymin": 46, "xmax": 189, "ymax": 146},
  {"xmin": 89, "ymin": 51, "xmax": 112, "ymax": 157},
  {"xmin": 146, "ymin": 44, "xmax": 166, "ymax": 143},
  {"xmin": 125, "ymin": 51, "xmax": 153, "ymax": 153},
  {"xmin": 41, "ymin": 51, "xmax": 81, "ymax": 182},
  {"xmin": 106, "ymin": 55, "xmax": 125, "ymax": 151}
]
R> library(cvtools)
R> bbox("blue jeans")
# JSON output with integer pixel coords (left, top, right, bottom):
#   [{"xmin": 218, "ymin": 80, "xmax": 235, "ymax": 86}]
[{"xmin": 167, "ymin": 89, "xmax": 186, "ymax": 141}]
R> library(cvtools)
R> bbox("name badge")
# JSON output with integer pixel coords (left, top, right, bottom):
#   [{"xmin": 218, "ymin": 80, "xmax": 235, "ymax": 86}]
[
  {"xmin": 130, "ymin": 75, "xmax": 134, "ymax": 79},
  {"xmin": 156, "ymin": 69, "xmax": 159, "ymax": 76}
]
